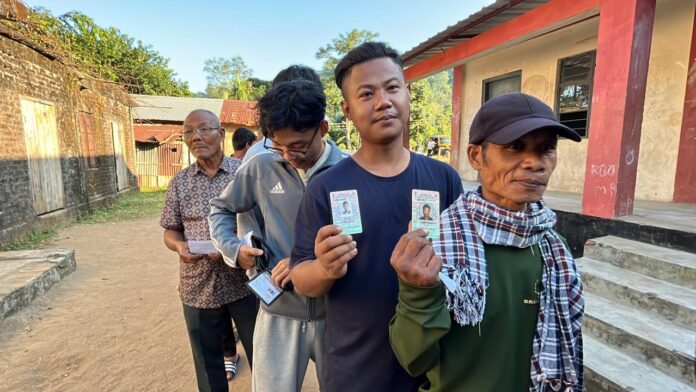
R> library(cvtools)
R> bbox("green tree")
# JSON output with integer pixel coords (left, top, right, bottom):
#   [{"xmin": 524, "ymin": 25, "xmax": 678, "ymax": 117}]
[
  {"xmin": 26, "ymin": 8, "xmax": 191, "ymax": 96},
  {"xmin": 409, "ymin": 70, "xmax": 453, "ymax": 153},
  {"xmin": 203, "ymin": 57, "xmax": 268, "ymax": 100},
  {"xmin": 203, "ymin": 56, "xmax": 251, "ymax": 98},
  {"xmin": 316, "ymin": 29, "xmax": 379, "ymax": 148},
  {"xmin": 249, "ymin": 77, "xmax": 271, "ymax": 100}
]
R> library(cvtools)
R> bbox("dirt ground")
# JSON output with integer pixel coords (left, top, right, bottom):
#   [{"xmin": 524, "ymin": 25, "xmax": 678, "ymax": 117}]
[{"xmin": 0, "ymin": 218, "xmax": 319, "ymax": 392}]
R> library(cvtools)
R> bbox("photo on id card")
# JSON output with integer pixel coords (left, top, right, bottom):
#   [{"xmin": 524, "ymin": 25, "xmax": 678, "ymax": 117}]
[
  {"xmin": 329, "ymin": 190, "xmax": 362, "ymax": 235},
  {"xmin": 412, "ymin": 189, "xmax": 440, "ymax": 242}
]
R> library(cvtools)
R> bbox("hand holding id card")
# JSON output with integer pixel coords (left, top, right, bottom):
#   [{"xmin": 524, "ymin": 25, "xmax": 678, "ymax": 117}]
[{"xmin": 412, "ymin": 189, "xmax": 440, "ymax": 241}]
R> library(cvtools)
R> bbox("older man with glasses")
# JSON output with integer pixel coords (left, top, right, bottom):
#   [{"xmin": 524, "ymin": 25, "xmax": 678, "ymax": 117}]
[
  {"xmin": 161, "ymin": 109, "xmax": 259, "ymax": 392},
  {"xmin": 209, "ymin": 76, "xmax": 347, "ymax": 391}
]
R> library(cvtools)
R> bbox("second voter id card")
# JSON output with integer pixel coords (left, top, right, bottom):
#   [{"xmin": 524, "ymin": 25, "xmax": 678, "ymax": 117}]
[{"xmin": 412, "ymin": 189, "xmax": 440, "ymax": 241}]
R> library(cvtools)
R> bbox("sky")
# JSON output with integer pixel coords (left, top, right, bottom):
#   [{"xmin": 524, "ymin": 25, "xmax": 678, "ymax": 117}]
[{"xmin": 25, "ymin": 0, "xmax": 495, "ymax": 93}]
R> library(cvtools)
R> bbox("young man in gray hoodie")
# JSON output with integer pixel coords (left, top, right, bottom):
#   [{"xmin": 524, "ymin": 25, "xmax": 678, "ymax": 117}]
[{"xmin": 209, "ymin": 73, "xmax": 346, "ymax": 391}]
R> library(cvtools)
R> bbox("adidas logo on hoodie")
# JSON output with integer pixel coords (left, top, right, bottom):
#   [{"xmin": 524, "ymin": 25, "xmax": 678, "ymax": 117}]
[{"xmin": 269, "ymin": 182, "xmax": 285, "ymax": 194}]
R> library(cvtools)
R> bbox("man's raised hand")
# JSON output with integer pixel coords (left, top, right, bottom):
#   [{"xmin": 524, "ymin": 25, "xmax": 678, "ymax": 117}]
[
  {"xmin": 314, "ymin": 225, "xmax": 357, "ymax": 280},
  {"xmin": 390, "ymin": 228, "xmax": 441, "ymax": 287}
]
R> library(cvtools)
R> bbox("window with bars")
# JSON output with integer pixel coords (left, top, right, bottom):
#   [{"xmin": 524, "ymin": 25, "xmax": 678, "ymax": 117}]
[{"xmin": 556, "ymin": 51, "xmax": 596, "ymax": 138}]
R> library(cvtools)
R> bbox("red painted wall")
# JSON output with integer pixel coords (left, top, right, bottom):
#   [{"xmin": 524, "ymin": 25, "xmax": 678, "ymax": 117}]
[{"xmin": 674, "ymin": 6, "xmax": 696, "ymax": 203}]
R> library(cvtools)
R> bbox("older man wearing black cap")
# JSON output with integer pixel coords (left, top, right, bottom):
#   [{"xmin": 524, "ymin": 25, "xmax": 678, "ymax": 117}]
[{"xmin": 389, "ymin": 93, "xmax": 585, "ymax": 392}]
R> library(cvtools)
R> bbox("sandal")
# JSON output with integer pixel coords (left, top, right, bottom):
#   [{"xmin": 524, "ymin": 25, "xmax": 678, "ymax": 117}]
[{"xmin": 224, "ymin": 355, "xmax": 240, "ymax": 381}]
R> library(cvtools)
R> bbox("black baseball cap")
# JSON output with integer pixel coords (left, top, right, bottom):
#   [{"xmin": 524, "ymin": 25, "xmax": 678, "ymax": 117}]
[{"xmin": 469, "ymin": 93, "xmax": 582, "ymax": 145}]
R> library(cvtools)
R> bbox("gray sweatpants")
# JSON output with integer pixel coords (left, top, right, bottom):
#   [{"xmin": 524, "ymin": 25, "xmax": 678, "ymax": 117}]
[{"xmin": 251, "ymin": 309, "xmax": 325, "ymax": 392}]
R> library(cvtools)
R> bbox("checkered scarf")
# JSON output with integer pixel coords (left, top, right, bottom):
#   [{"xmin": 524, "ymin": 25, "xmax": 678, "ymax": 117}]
[{"xmin": 435, "ymin": 189, "xmax": 584, "ymax": 392}]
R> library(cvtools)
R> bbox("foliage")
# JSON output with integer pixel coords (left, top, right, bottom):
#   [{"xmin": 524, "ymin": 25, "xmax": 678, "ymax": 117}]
[
  {"xmin": 24, "ymin": 8, "xmax": 191, "ymax": 96},
  {"xmin": 78, "ymin": 191, "xmax": 165, "ymax": 224},
  {"xmin": 316, "ymin": 29, "xmax": 380, "ymax": 131},
  {"xmin": 203, "ymin": 57, "xmax": 269, "ymax": 100},
  {"xmin": 249, "ymin": 77, "xmax": 271, "ymax": 99},
  {"xmin": 1, "ymin": 229, "xmax": 57, "ymax": 251},
  {"xmin": 327, "ymin": 121, "xmax": 359, "ymax": 151},
  {"xmin": 409, "ymin": 70, "xmax": 453, "ymax": 152}
]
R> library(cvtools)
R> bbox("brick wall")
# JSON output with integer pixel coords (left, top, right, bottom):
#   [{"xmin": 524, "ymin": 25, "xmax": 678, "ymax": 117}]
[{"xmin": 0, "ymin": 33, "xmax": 138, "ymax": 246}]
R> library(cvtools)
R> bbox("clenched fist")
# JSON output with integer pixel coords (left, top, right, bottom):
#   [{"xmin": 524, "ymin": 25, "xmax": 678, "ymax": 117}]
[{"xmin": 390, "ymin": 228, "xmax": 441, "ymax": 287}]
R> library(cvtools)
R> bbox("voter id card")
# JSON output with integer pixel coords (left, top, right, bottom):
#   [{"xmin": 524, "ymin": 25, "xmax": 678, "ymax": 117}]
[
  {"xmin": 412, "ymin": 189, "xmax": 440, "ymax": 241},
  {"xmin": 188, "ymin": 240, "xmax": 217, "ymax": 255},
  {"xmin": 330, "ymin": 190, "xmax": 362, "ymax": 235},
  {"xmin": 246, "ymin": 270, "xmax": 283, "ymax": 306}
]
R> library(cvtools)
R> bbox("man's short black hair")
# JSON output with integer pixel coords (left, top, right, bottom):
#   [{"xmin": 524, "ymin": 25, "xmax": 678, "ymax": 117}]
[
  {"xmin": 257, "ymin": 79, "xmax": 326, "ymax": 138},
  {"xmin": 272, "ymin": 65, "xmax": 321, "ymax": 87},
  {"xmin": 334, "ymin": 41, "xmax": 403, "ymax": 90},
  {"xmin": 422, "ymin": 204, "xmax": 431, "ymax": 212},
  {"xmin": 232, "ymin": 127, "xmax": 256, "ymax": 151}
]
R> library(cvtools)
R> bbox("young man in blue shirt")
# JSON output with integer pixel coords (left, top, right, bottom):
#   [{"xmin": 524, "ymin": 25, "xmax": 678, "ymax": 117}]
[{"xmin": 290, "ymin": 42, "xmax": 463, "ymax": 392}]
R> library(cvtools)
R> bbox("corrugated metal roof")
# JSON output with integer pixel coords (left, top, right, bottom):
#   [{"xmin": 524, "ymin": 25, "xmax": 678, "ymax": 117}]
[
  {"xmin": 131, "ymin": 94, "xmax": 225, "ymax": 122},
  {"xmin": 402, "ymin": 0, "xmax": 549, "ymax": 68},
  {"xmin": 220, "ymin": 100, "xmax": 259, "ymax": 127},
  {"xmin": 133, "ymin": 124, "xmax": 182, "ymax": 144},
  {"xmin": 132, "ymin": 94, "xmax": 260, "ymax": 126}
]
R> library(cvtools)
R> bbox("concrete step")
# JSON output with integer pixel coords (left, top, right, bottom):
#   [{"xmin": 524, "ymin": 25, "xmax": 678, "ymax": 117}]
[
  {"xmin": 584, "ymin": 292, "xmax": 695, "ymax": 384},
  {"xmin": 584, "ymin": 236, "xmax": 696, "ymax": 290},
  {"xmin": 584, "ymin": 335, "xmax": 696, "ymax": 392},
  {"xmin": 0, "ymin": 249, "xmax": 76, "ymax": 322},
  {"xmin": 578, "ymin": 257, "xmax": 696, "ymax": 329}
]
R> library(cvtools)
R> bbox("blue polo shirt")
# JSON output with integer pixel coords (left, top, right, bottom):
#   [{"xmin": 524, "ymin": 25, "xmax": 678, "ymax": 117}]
[{"xmin": 291, "ymin": 153, "xmax": 463, "ymax": 392}]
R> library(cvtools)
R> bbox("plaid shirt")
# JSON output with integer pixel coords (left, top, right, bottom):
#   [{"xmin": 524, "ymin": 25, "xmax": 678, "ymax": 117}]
[
  {"xmin": 160, "ymin": 156, "xmax": 251, "ymax": 308},
  {"xmin": 435, "ymin": 189, "xmax": 584, "ymax": 391}
]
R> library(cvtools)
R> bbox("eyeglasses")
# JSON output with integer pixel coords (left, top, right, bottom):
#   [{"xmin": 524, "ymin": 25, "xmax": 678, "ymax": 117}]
[
  {"xmin": 182, "ymin": 127, "xmax": 221, "ymax": 140},
  {"xmin": 263, "ymin": 124, "xmax": 321, "ymax": 157}
]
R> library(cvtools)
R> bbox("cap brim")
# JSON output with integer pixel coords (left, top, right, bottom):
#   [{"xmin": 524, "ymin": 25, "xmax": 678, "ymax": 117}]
[{"xmin": 485, "ymin": 117, "xmax": 582, "ymax": 144}]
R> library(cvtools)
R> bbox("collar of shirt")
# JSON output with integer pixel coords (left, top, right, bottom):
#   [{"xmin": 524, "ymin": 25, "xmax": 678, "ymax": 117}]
[
  {"xmin": 302, "ymin": 140, "xmax": 330, "ymax": 182},
  {"xmin": 188, "ymin": 156, "xmax": 235, "ymax": 178}
]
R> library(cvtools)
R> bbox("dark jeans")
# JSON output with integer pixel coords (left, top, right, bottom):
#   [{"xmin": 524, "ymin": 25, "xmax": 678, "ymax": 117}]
[{"xmin": 183, "ymin": 295, "xmax": 259, "ymax": 392}]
